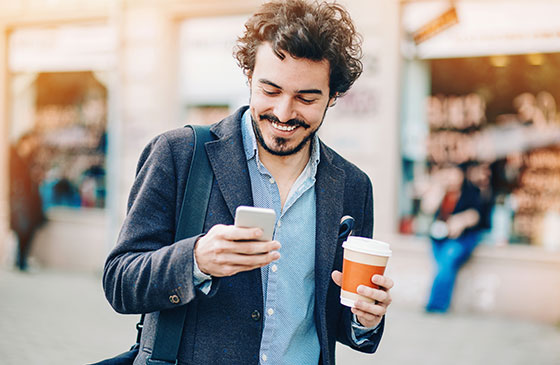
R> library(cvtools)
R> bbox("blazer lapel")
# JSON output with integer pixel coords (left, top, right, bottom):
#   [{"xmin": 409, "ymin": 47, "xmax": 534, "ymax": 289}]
[
  {"xmin": 206, "ymin": 107, "xmax": 254, "ymax": 219},
  {"xmin": 314, "ymin": 142, "xmax": 345, "ymax": 333}
]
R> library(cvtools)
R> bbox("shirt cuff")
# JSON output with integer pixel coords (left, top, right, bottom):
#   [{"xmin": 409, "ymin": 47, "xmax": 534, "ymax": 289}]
[
  {"xmin": 350, "ymin": 313, "xmax": 382, "ymax": 345},
  {"xmin": 193, "ymin": 256, "xmax": 213, "ymax": 295}
]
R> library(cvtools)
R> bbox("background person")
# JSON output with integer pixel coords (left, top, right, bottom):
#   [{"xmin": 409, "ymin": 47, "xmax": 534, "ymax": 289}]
[
  {"xmin": 9, "ymin": 133, "xmax": 45, "ymax": 271},
  {"xmin": 421, "ymin": 163, "xmax": 482, "ymax": 313}
]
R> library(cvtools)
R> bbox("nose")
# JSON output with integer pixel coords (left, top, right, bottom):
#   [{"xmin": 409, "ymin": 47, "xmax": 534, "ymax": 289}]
[{"xmin": 273, "ymin": 96, "xmax": 297, "ymax": 123}]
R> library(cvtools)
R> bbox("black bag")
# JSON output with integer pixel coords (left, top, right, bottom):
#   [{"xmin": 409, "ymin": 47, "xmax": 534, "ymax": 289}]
[{"xmin": 90, "ymin": 125, "xmax": 214, "ymax": 365}]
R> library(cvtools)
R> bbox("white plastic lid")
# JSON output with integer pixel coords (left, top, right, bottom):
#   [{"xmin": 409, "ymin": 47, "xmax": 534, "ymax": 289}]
[{"xmin": 342, "ymin": 236, "xmax": 392, "ymax": 257}]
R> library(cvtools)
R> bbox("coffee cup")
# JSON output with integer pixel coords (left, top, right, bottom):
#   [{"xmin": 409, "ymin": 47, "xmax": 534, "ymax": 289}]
[{"xmin": 340, "ymin": 236, "xmax": 392, "ymax": 307}]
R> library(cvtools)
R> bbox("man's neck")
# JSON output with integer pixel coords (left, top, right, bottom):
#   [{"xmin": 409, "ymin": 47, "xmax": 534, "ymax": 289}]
[{"xmin": 258, "ymin": 142, "xmax": 312, "ymax": 208}]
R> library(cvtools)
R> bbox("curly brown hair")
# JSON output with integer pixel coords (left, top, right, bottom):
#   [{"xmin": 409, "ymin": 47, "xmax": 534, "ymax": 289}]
[{"xmin": 234, "ymin": 0, "xmax": 363, "ymax": 98}]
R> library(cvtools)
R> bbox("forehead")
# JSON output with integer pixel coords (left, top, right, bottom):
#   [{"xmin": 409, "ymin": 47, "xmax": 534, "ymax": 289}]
[{"xmin": 252, "ymin": 43, "xmax": 330, "ymax": 91}]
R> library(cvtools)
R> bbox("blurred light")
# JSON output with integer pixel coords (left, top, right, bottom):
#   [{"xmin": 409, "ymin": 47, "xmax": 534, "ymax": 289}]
[
  {"xmin": 526, "ymin": 53, "xmax": 544, "ymax": 66},
  {"xmin": 489, "ymin": 55, "xmax": 509, "ymax": 68}
]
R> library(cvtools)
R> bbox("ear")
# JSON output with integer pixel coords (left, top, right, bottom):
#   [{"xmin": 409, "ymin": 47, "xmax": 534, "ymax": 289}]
[
  {"xmin": 247, "ymin": 72, "xmax": 253, "ymax": 87},
  {"xmin": 328, "ymin": 93, "xmax": 338, "ymax": 107}
]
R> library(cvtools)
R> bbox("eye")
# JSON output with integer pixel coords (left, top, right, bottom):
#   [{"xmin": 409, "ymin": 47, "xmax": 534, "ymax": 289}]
[
  {"xmin": 298, "ymin": 96, "xmax": 316, "ymax": 104},
  {"xmin": 263, "ymin": 88, "xmax": 279, "ymax": 96}
]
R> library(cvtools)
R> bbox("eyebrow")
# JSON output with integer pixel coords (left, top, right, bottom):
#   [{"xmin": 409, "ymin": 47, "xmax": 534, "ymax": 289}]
[{"xmin": 258, "ymin": 78, "xmax": 323, "ymax": 96}]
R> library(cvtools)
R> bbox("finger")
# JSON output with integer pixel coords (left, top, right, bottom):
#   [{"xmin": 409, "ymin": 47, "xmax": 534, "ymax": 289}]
[
  {"xmin": 219, "ymin": 225, "xmax": 263, "ymax": 241},
  {"xmin": 331, "ymin": 270, "xmax": 342, "ymax": 287},
  {"xmin": 216, "ymin": 251, "xmax": 280, "ymax": 267},
  {"xmin": 222, "ymin": 256, "xmax": 284, "ymax": 276},
  {"xmin": 228, "ymin": 240, "xmax": 281, "ymax": 255},
  {"xmin": 372, "ymin": 275, "xmax": 394, "ymax": 290},
  {"xmin": 351, "ymin": 307, "xmax": 381, "ymax": 325},
  {"xmin": 219, "ymin": 263, "xmax": 275, "ymax": 277},
  {"xmin": 357, "ymin": 285, "xmax": 389, "ymax": 304},
  {"xmin": 354, "ymin": 300, "xmax": 386, "ymax": 317}
]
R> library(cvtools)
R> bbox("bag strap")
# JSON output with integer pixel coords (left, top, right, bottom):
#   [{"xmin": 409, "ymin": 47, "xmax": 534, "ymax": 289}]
[{"xmin": 146, "ymin": 124, "xmax": 214, "ymax": 364}]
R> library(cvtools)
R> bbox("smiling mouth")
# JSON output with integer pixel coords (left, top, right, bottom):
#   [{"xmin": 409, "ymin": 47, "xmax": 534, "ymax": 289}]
[{"xmin": 271, "ymin": 121, "xmax": 297, "ymax": 132}]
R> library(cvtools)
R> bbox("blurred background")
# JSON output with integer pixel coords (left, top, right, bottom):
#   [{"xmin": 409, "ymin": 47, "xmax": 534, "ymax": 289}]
[{"xmin": 0, "ymin": 0, "xmax": 559, "ymax": 364}]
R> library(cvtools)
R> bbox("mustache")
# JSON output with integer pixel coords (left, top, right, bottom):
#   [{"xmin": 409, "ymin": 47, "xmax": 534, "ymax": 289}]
[{"xmin": 259, "ymin": 114, "xmax": 310, "ymax": 129}]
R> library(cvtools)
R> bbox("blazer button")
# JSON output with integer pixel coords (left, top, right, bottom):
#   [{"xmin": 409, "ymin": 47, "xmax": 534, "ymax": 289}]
[
  {"xmin": 169, "ymin": 294, "xmax": 180, "ymax": 304},
  {"xmin": 251, "ymin": 310, "xmax": 261, "ymax": 321}
]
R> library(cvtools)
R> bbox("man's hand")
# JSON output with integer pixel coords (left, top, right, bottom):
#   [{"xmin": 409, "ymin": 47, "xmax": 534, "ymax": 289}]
[
  {"xmin": 331, "ymin": 271, "xmax": 394, "ymax": 328},
  {"xmin": 194, "ymin": 224, "xmax": 281, "ymax": 277}
]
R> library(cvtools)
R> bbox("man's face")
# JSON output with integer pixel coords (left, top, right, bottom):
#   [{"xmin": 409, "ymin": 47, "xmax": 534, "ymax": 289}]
[{"xmin": 249, "ymin": 42, "xmax": 334, "ymax": 157}]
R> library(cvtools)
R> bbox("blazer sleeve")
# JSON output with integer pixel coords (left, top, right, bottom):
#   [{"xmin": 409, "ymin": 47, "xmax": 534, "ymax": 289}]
[
  {"xmin": 102, "ymin": 132, "xmax": 202, "ymax": 314},
  {"xmin": 337, "ymin": 175, "xmax": 385, "ymax": 353}
]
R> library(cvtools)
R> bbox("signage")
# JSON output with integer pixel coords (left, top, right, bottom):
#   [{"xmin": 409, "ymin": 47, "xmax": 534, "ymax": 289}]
[
  {"xmin": 403, "ymin": 0, "xmax": 560, "ymax": 59},
  {"xmin": 9, "ymin": 24, "xmax": 117, "ymax": 72},
  {"xmin": 413, "ymin": 7, "xmax": 458, "ymax": 45}
]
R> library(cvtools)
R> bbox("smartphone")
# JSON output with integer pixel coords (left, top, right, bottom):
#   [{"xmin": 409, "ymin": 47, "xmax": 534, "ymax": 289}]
[{"xmin": 234, "ymin": 206, "xmax": 276, "ymax": 241}]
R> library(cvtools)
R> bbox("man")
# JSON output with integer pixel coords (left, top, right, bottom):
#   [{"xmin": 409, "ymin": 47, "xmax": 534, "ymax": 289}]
[{"xmin": 103, "ymin": 1, "xmax": 394, "ymax": 364}]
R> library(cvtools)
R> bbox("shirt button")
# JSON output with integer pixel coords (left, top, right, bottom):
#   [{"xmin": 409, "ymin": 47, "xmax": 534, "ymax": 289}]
[
  {"xmin": 269, "ymin": 177, "xmax": 275, "ymax": 184},
  {"xmin": 262, "ymin": 354, "xmax": 268, "ymax": 362},
  {"xmin": 271, "ymin": 264, "xmax": 278, "ymax": 273},
  {"xmin": 267, "ymin": 308, "xmax": 274, "ymax": 316},
  {"xmin": 277, "ymin": 220, "xmax": 282, "ymax": 228},
  {"xmin": 169, "ymin": 294, "xmax": 180, "ymax": 304},
  {"xmin": 251, "ymin": 310, "xmax": 261, "ymax": 321}
]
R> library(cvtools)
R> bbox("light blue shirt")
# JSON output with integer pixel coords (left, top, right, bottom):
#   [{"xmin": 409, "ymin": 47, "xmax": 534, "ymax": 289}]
[
  {"xmin": 241, "ymin": 110, "xmax": 321, "ymax": 364},
  {"xmin": 193, "ymin": 109, "xmax": 379, "ymax": 363}
]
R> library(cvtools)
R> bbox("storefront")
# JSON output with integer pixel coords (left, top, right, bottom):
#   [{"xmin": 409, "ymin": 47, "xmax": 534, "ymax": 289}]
[
  {"xmin": 399, "ymin": 0, "xmax": 560, "ymax": 250},
  {"xmin": 5, "ymin": 22, "xmax": 116, "ymax": 269},
  {"xmin": 396, "ymin": 0, "xmax": 560, "ymax": 323}
]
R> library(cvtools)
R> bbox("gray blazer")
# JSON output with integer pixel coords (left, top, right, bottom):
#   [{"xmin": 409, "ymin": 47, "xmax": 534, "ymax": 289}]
[{"xmin": 103, "ymin": 106, "xmax": 383, "ymax": 365}]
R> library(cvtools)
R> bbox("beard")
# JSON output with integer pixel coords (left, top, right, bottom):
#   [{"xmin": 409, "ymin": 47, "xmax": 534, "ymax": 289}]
[{"xmin": 251, "ymin": 110, "xmax": 326, "ymax": 157}]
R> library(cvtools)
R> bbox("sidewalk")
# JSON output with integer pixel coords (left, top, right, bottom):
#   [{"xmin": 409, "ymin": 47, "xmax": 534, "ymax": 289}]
[{"xmin": 0, "ymin": 268, "xmax": 559, "ymax": 365}]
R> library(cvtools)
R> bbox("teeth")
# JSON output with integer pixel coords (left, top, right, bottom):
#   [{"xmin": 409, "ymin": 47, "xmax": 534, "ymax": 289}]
[{"xmin": 272, "ymin": 121, "xmax": 297, "ymax": 132}]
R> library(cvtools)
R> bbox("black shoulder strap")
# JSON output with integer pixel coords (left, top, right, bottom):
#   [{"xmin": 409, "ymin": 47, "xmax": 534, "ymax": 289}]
[{"xmin": 148, "ymin": 124, "xmax": 214, "ymax": 364}]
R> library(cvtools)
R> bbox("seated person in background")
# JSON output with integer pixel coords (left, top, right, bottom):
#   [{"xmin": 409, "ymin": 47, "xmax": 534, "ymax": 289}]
[{"xmin": 421, "ymin": 162, "xmax": 483, "ymax": 313}]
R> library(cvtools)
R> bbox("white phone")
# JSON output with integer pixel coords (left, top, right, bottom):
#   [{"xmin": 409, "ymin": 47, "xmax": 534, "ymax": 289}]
[{"xmin": 234, "ymin": 206, "xmax": 276, "ymax": 241}]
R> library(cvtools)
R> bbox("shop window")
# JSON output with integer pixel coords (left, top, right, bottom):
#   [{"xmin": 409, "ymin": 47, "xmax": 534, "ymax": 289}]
[
  {"xmin": 400, "ymin": 54, "xmax": 560, "ymax": 249},
  {"xmin": 10, "ymin": 71, "xmax": 107, "ymax": 213}
]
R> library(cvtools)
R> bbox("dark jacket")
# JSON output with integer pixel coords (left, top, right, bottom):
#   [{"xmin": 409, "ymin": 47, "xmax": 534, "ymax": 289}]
[
  {"xmin": 434, "ymin": 179, "xmax": 483, "ymax": 237},
  {"xmin": 9, "ymin": 145, "xmax": 44, "ymax": 239},
  {"xmin": 103, "ymin": 107, "xmax": 383, "ymax": 365}
]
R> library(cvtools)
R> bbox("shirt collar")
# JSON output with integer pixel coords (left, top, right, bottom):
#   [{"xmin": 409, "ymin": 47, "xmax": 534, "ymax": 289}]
[{"xmin": 240, "ymin": 108, "xmax": 321, "ymax": 171}]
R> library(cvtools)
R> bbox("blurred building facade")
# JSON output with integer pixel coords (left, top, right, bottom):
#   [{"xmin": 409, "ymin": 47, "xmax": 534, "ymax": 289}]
[
  {"xmin": 0, "ymin": 0, "xmax": 559, "ymax": 323},
  {"xmin": 397, "ymin": 0, "xmax": 560, "ymax": 323}
]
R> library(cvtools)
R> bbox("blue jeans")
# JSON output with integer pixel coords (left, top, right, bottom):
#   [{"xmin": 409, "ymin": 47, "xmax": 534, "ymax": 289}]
[{"xmin": 426, "ymin": 231, "xmax": 480, "ymax": 312}]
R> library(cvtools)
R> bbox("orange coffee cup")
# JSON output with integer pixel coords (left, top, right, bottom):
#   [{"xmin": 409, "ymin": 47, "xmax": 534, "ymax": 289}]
[{"xmin": 340, "ymin": 236, "xmax": 392, "ymax": 307}]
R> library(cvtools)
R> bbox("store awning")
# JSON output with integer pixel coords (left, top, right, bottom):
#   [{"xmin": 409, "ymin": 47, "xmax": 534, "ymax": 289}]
[{"xmin": 402, "ymin": 0, "xmax": 560, "ymax": 59}]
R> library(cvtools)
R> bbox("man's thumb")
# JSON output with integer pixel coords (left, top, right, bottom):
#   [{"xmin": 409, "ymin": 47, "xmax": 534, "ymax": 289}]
[{"xmin": 331, "ymin": 270, "xmax": 343, "ymax": 287}]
